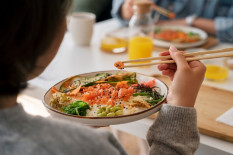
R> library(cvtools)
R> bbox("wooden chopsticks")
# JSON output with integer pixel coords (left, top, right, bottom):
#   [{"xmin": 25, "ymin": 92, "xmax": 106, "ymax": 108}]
[
  {"xmin": 118, "ymin": 48, "xmax": 233, "ymax": 68},
  {"xmin": 151, "ymin": 4, "xmax": 175, "ymax": 19},
  {"xmin": 135, "ymin": 1, "xmax": 175, "ymax": 19}
]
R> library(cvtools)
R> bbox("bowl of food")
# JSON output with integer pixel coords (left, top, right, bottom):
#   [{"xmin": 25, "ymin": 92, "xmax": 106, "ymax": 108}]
[
  {"xmin": 153, "ymin": 25, "xmax": 208, "ymax": 48},
  {"xmin": 43, "ymin": 70, "xmax": 168, "ymax": 126}
]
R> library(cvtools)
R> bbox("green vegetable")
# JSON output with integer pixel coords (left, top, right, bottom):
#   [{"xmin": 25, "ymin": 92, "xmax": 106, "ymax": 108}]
[
  {"xmin": 133, "ymin": 92, "xmax": 152, "ymax": 97},
  {"xmin": 97, "ymin": 105, "xmax": 123, "ymax": 117},
  {"xmin": 82, "ymin": 81, "xmax": 96, "ymax": 87},
  {"xmin": 82, "ymin": 73, "xmax": 111, "ymax": 86},
  {"xmin": 97, "ymin": 112, "xmax": 107, "ymax": 117},
  {"xmin": 114, "ymin": 107, "xmax": 122, "ymax": 111},
  {"xmin": 110, "ymin": 107, "xmax": 116, "ymax": 112},
  {"xmin": 62, "ymin": 101, "xmax": 90, "ymax": 116},
  {"xmin": 104, "ymin": 72, "xmax": 138, "ymax": 85},
  {"xmin": 122, "ymin": 72, "xmax": 138, "ymax": 84},
  {"xmin": 59, "ymin": 76, "xmax": 82, "ymax": 93},
  {"xmin": 187, "ymin": 32, "xmax": 199, "ymax": 36},
  {"xmin": 115, "ymin": 104, "xmax": 121, "ymax": 107},
  {"xmin": 107, "ymin": 113, "xmax": 116, "ymax": 117},
  {"xmin": 115, "ymin": 110, "xmax": 123, "ymax": 116},
  {"xmin": 97, "ymin": 108, "xmax": 103, "ymax": 114},
  {"xmin": 133, "ymin": 84, "xmax": 164, "ymax": 105},
  {"xmin": 146, "ymin": 98, "xmax": 163, "ymax": 105},
  {"xmin": 106, "ymin": 107, "xmax": 110, "ymax": 113},
  {"xmin": 101, "ymin": 106, "xmax": 106, "ymax": 110},
  {"xmin": 101, "ymin": 79, "xmax": 138, "ymax": 85},
  {"xmin": 154, "ymin": 28, "xmax": 161, "ymax": 34},
  {"xmin": 123, "ymin": 72, "xmax": 136, "ymax": 79},
  {"xmin": 126, "ymin": 78, "xmax": 138, "ymax": 84}
]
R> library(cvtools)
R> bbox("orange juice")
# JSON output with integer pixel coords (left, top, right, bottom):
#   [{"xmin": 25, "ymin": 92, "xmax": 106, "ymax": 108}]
[
  {"xmin": 128, "ymin": 36, "xmax": 153, "ymax": 64},
  {"xmin": 205, "ymin": 65, "xmax": 229, "ymax": 81},
  {"xmin": 100, "ymin": 36, "xmax": 128, "ymax": 53}
]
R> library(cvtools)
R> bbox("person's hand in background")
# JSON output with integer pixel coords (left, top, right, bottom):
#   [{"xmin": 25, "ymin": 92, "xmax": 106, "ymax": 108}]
[
  {"xmin": 121, "ymin": 0, "xmax": 158, "ymax": 20},
  {"xmin": 158, "ymin": 45, "xmax": 206, "ymax": 107},
  {"xmin": 121, "ymin": 0, "xmax": 135, "ymax": 20}
]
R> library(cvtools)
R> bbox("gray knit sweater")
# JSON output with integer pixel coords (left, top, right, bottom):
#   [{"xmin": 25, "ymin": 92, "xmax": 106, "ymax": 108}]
[{"xmin": 0, "ymin": 104, "xmax": 199, "ymax": 155}]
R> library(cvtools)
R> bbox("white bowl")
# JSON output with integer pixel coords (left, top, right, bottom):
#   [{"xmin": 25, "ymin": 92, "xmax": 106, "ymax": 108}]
[
  {"xmin": 43, "ymin": 70, "xmax": 168, "ymax": 126},
  {"xmin": 153, "ymin": 25, "xmax": 208, "ymax": 49}
]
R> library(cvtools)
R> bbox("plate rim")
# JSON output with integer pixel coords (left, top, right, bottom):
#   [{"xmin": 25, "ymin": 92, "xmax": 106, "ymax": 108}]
[{"xmin": 42, "ymin": 70, "xmax": 168, "ymax": 120}]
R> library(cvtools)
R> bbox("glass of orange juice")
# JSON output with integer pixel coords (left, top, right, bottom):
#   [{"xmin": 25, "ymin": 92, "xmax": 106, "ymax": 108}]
[
  {"xmin": 100, "ymin": 36, "xmax": 128, "ymax": 54},
  {"xmin": 128, "ymin": 36, "xmax": 153, "ymax": 64},
  {"xmin": 205, "ymin": 64, "xmax": 229, "ymax": 81}
]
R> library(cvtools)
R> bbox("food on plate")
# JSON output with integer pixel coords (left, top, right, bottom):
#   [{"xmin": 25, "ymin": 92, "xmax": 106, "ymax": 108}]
[
  {"xmin": 154, "ymin": 28, "xmax": 201, "ymax": 43},
  {"xmin": 49, "ymin": 72, "xmax": 164, "ymax": 117}
]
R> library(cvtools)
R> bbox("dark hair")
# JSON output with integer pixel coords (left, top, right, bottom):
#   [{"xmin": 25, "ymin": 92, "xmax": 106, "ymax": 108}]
[{"xmin": 0, "ymin": 0, "xmax": 71, "ymax": 95}]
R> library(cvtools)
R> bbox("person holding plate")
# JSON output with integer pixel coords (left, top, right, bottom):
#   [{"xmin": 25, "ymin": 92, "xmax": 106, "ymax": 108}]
[
  {"xmin": 0, "ymin": 0, "xmax": 205, "ymax": 155},
  {"xmin": 112, "ymin": 0, "xmax": 233, "ymax": 43}
]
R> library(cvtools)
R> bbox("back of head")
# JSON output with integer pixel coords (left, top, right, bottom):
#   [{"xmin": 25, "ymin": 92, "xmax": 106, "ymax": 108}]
[{"xmin": 0, "ymin": 0, "xmax": 71, "ymax": 95}]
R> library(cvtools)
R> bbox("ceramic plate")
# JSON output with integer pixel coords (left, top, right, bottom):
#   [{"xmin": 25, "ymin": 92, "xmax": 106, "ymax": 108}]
[
  {"xmin": 153, "ymin": 25, "xmax": 208, "ymax": 49},
  {"xmin": 43, "ymin": 70, "xmax": 168, "ymax": 126}
]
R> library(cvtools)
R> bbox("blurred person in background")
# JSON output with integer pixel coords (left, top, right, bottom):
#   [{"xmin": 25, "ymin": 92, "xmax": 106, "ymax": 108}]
[
  {"xmin": 112, "ymin": 0, "xmax": 233, "ymax": 43},
  {"xmin": 72, "ymin": 0, "xmax": 112, "ymax": 22}
]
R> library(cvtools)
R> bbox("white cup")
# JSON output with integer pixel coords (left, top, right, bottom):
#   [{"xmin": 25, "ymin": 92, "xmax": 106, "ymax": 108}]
[{"xmin": 68, "ymin": 12, "xmax": 96, "ymax": 46}]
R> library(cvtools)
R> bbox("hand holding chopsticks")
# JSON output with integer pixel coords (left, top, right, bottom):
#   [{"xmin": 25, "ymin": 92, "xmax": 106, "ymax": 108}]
[
  {"xmin": 114, "ymin": 47, "xmax": 233, "ymax": 69},
  {"xmin": 135, "ymin": 1, "xmax": 175, "ymax": 19},
  {"xmin": 158, "ymin": 45, "xmax": 206, "ymax": 107}
]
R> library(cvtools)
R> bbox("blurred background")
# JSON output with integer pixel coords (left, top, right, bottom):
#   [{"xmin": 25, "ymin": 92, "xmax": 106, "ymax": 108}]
[{"xmin": 72, "ymin": 0, "xmax": 113, "ymax": 22}]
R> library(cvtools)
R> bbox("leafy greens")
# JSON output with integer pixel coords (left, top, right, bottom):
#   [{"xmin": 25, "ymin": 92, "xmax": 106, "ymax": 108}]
[{"xmin": 62, "ymin": 101, "xmax": 90, "ymax": 116}]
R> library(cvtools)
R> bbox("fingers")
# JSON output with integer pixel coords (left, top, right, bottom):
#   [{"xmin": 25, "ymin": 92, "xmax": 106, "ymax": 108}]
[
  {"xmin": 162, "ymin": 69, "xmax": 175, "ymax": 80},
  {"xmin": 189, "ymin": 61, "xmax": 206, "ymax": 76},
  {"xmin": 158, "ymin": 50, "xmax": 176, "ymax": 71},
  {"xmin": 169, "ymin": 45, "xmax": 189, "ymax": 69},
  {"xmin": 127, "ymin": 0, "xmax": 134, "ymax": 14},
  {"xmin": 158, "ymin": 51, "xmax": 170, "ymax": 56},
  {"xmin": 158, "ymin": 63, "xmax": 177, "ymax": 70},
  {"xmin": 189, "ymin": 60, "xmax": 203, "ymax": 68},
  {"xmin": 122, "ymin": 0, "xmax": 135, "ymax": 19},
  {"xmin": 128, "ymin": 0, "xmax": 135, "ymax": 5}
]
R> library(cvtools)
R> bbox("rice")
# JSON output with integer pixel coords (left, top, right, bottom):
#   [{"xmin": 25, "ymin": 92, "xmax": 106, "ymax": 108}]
[
  {"xmin": 50, "ymin": 92, "xmax": 74, "ymax": 110},
  {"xmin": 86, "ymin": 104, "xmax": 99, "ymax": 117}
]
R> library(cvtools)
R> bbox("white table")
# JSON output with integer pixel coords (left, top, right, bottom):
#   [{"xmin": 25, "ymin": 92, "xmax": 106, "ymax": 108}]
[{"xmin": 20, "ymin": 19, "xmax": 233, "ymax": 155}]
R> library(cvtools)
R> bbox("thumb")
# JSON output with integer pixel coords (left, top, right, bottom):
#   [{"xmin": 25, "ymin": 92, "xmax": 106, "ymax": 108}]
[{"xmin": 169, "ymin": 45, "xmax": 189, "ymax": 69}]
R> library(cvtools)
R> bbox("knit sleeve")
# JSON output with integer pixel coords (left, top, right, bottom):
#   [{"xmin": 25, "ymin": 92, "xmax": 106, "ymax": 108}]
[
  {"xmin": 146, "ymin": 104, "xmax": 200, "ymax": 155},
  {"xmin": 215, "ymin": 17, "xmax": 233, "ymax": 43}
]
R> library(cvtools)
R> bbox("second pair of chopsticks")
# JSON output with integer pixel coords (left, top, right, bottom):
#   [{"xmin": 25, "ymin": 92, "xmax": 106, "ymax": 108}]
[
  {"xmin": 135, "ymin": 1, "xmax": 175, "ymax": 19},
  {"xmin": 151, "ymin": 4, "xmax": 175, "ymax": 19},
  {"xmin": 117, "ymin": 48, "xmax": 233, "ymax": 69}
]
